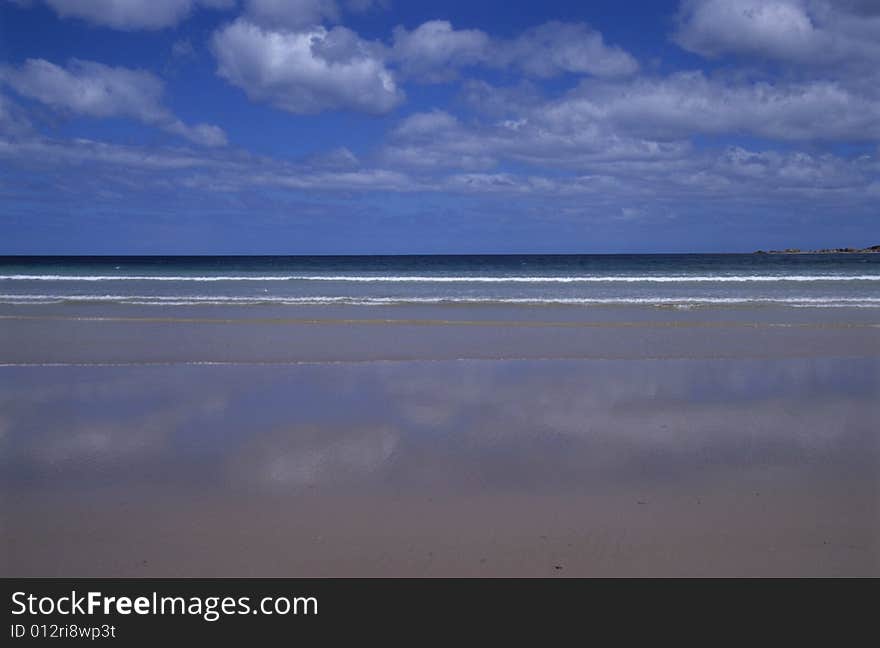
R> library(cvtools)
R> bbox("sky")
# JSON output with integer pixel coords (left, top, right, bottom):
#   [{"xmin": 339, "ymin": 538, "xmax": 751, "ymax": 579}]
[{"xmin": 0, "ymin": 0, "xmax": 879, "ymax": 254}]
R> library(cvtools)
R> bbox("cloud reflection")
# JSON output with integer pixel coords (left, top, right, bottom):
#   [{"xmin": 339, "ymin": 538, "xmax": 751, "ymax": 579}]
[{"xmin": 0, "ymin": 358, "xmax": 876, "ymax": 493}]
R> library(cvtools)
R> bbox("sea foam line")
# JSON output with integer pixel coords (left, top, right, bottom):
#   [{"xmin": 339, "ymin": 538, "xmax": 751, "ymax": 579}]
[
  {"xmin": 1, "ymin": 274, "xmax": 879, "ymax": 283},
  {"xmin": 2, "ymin": 294, "xmax": 880, "ymax": 307}
]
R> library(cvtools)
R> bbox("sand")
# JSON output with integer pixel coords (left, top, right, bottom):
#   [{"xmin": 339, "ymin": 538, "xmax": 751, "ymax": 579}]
[{"xmin": 1, "ymin": 303, "xmax": 878, "ymax": 576}]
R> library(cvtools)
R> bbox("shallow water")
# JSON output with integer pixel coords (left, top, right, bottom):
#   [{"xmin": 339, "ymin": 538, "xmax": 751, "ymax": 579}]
[
  {"xmin": 2, "ymin": 357, "xmax": 877, "ymax": 576},
  {"xmin": 2, "ymin": 253, "xmax": 879, "ymax": 307}
]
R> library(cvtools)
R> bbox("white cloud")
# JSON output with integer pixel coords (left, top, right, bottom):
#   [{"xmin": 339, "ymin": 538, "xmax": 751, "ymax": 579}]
[
  {"xmin": 1, "ymin": 126, "xmax": 877, "ymax": 213},
  {"xmin": 462, "ymin": 72, "xmax": 880, "ymax": 148},
  {"xmin": 1, "ymin": 59, "xmax": 164, "ymax": 118},
  {"xmin": 3, "ymin": 61, "xmax": 851, "ymax": 202},
  {"xmin": 0, "ymin": 133, "xmax": 427, "ymax": 198},
  {"xmin": 388, "ymin": 20, "xmax": 638, "ymax": 83},
  {"xmin": 212, "ymin": 19, "xmax": 404, "ymax": 114},
  {"xmin": 565, "ymin": 72, "xmax": 880, "ymax": 141},
  {"xmin": 0, "ymin": 93, "xmax": 32, "ymax": 135},
  {"xmin": 0, "ymin": 59, "xmax": 227, "ymax": 146},
  {"xmin": 302, "ymin": 146, "xmax": 360, "ymax": 170},
  {"xmin": 675, "ymin": 0, "xmax": 818, "ymax": 61},
  {"xmin": 385, "ymin": 108, "xmax": 689, "ymax": 174},
  {"xmin": 2, "ymin": 1, "xmax": 879, "ymax": 237},
  {"xmin": 392, "ymin": 110, "xmax": 460, "ymax": 138},
  {"xmin": 253, "ymin": 167, "xmax": 415, "ymax": 191},
  {"xmin": 498, "ymin": 21, "xmax": 640, "ymax": 78},
  {"xmin": 383, "ymin": 110, "xmax": 497, "ymax": 170},
  {"xmin": 375, "ymin": 70, "xmax": 880, "ymax": 202},
  {"xmin": 38, "ymin": 0, "xmax": 234, "ymax": 30},
  {"xmin": 429, "ymin": 146, "xmax": 877, "ymax": 202},
  {"xmin": 391, "ymin": 20, "xmax": 490, "ymax": 82},
  {"xmin": 674, "ymin": 0, "xmax": 880, "ymax": 67},
  {"xmin": 163, "ymin": 122, "xmax": 227, "ymax": 147},
  {"xmin": 0, "ymin": 136, "xmax": 242, "ymax": 172}
]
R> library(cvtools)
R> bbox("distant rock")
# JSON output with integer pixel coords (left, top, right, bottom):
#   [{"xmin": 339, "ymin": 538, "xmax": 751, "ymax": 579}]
[{"xmin": 755, "ymin": 246, "xmax": 880, "ymax": 254}]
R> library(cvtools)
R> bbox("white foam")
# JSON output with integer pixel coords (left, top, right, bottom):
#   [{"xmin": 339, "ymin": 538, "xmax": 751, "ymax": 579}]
[
  {"xmin": 2, "ymin": 294, "xmax": 879, "ymax": 307},
  {"xmin": 1, "ymin": 274, "xmax": 878, "ymax": 283}
]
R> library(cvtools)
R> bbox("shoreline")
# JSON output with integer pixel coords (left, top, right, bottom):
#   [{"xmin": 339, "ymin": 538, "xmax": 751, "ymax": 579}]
[{"xmin": 1, "ymin": 302, "xmax": 879, "ymax": 364}]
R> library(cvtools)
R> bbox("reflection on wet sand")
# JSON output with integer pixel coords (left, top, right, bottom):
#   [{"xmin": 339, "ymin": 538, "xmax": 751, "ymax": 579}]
[{"xmin": 1, "ymin": 358, "xmax": 878, "ymax": 576}]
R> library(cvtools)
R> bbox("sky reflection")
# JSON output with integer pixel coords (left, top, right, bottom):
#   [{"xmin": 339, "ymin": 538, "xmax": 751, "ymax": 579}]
[{"xmin": 1, "ymin": 358, "xmax": 876, "ymax": 493}]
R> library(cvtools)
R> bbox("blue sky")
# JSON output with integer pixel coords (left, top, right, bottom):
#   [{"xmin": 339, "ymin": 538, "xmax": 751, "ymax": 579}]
[{"xmin": 1, "ymin": 0, "xmax": 878, "ymax": 253}]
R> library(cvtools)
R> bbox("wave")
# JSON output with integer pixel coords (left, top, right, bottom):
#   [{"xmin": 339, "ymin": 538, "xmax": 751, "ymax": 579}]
[
  {"xmin": 2, "ymin": 294, "xmax": 879, "ymax": 307},
  {"xmin": 1, "ymin": 274, "xmax": 879, "ymax": 283}
]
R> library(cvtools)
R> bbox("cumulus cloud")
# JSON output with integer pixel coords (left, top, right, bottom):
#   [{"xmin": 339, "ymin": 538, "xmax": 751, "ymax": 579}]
[
  {"xmin": 35, "ymin": 0, "xmax": 234, "ymax": 30},
  {"xmin": 675, "ymin": 0, "xmax": 819, "ymax": 61},
  {"xmin": 6, "ymin": 60, "xmax": 874, "ymax": 204},
  {"xmin": 0, "ymin": 59, "xmax": 227, "ymax": 146},
  {"xmin": 389, "ymin": 20, "xmax": 638, "ymax": 83},
  {"xmin": 498, "ymin": 21, "xmax": 640, "ymax": 78},
  {"xmin": 566, "ymin": 72, "xmax": 880, "ymax": 142},
  {"xmin": 384, "ymin": 107, "xmax": 689, "ymax": 175},
  {"xmin": 2, "ymin": 0, "xmax": 879, "ymax": 250},
  {"xmin": 382, "ymin": 110, "xmax": 497, "ymax": 170},
  {"xmin": 212, "ymin": 19, "xmax": 404, "ymax": 114},
  {"xmin": 390, "ymin": 20, "xmax": 491, "ymax": 82},
  {"xmin": 392, "ymin": 110, "xmax": 460, "ymax": 138},
  {"xmin": 462, "ymin": 72, "xmax": 880, "ymax": 148},
  {"xmin": 674, "ymin": 0, "xmax": 880, "ymax": 67},
  {"xmin": 715, "ymin": 146, "xmax": 867, "ymax": 191},
  {"xmin": 374, "ymin": 68, "xmax": 880, "ymax": 204}
]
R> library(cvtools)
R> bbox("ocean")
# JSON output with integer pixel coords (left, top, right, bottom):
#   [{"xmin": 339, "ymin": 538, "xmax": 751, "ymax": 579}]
[{"xmin": 1, "ymin": 254, "xmax": 879, "ymax": 308}]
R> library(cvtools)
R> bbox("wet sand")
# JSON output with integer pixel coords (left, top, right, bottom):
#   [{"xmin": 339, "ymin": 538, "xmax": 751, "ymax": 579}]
[
  {"xmin": 1, "ymin": 304, "xmax": 878, "ymax": 576},
  {"xmin": 1, "ymin": 302, "xmax": 879, "ymax": 363}
]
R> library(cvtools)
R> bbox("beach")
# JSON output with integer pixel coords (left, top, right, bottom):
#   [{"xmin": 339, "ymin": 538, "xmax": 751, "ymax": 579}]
[{"xmin": 1, "ymin": 255, "xmax": 878, "ymax": 577}]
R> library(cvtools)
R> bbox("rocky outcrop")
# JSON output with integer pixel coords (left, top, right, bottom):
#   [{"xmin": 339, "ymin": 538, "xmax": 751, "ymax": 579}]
[{"xmin": 754, "ymin": 246, "xmax": 880, "ymax": 254}]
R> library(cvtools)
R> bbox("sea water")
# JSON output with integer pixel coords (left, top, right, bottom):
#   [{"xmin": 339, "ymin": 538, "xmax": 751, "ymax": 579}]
[{"xmin": 1, "ymin": 254, "xmax": 878, "ymax": 308}]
